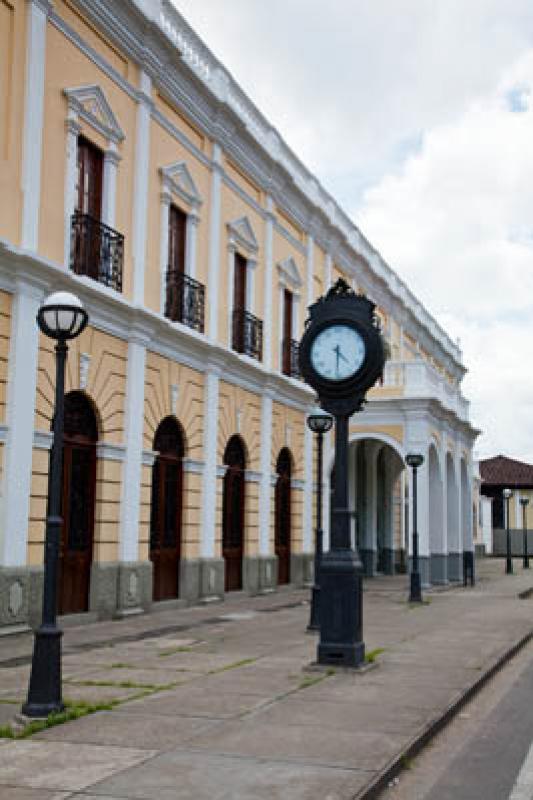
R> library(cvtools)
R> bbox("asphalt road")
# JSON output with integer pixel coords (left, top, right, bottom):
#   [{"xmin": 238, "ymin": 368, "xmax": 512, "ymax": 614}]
[{"xmin": 381, "ymin": 640, "xmax": 533, "ymax": 800}]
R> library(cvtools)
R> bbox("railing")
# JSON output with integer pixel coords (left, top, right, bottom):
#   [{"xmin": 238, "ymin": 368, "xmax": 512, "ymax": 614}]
[
  {"xmin": 232, "ymin": 308, "xmax": 263, "ymax": 360},
  {"xmin": 165, "ymin": 269, "xmax": 205, "ymax": 333},
  {"xmin": 70, "ymin": 212, "xmax": 124, "ymax": 292},
  {"xmin": 282, "ymin": 338, "xmax": 300, "ymax": 378}
]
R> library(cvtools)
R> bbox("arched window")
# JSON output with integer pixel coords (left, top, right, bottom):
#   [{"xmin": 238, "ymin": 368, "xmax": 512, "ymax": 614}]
[
  {"xmin": 222, "ymin": 435, "xmax": 246, "ymax": 591},
  {"xmin": 58, "ymin": 391, "xmax": 98, "ymax": 615},
  {"xmin": 150, "ymin": 417, "xmax": 185, "ymax": 601},
  {"xmin": 275, "ymin": 448, "xmax": 292, "ymax": 585}
]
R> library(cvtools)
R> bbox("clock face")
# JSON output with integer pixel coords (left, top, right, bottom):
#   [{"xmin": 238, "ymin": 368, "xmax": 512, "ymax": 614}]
[{"xmin": 310, "ymin": 324, "xmax": 366, "ymax": 381}]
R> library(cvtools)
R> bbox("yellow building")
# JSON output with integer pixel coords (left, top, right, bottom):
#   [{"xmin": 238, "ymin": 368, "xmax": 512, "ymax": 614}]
[{"xmin": 0, "ymin": 0, "xmax": 478, "ymax": 630}]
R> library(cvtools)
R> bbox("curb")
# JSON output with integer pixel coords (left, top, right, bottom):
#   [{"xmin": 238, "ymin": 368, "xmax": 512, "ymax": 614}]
[{"xmin": 354, "ymin": 626, "xmax": 533, "ymax": 799}]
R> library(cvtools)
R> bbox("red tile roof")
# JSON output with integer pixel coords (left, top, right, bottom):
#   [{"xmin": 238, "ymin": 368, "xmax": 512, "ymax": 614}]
[{"xmin": 479, "ymin": 455, "xmax": 533, "ymax": 487}]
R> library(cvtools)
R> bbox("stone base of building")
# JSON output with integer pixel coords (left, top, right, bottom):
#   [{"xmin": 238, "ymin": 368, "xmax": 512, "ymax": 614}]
[
  {"xmin": 408, "ymin": 556, "xmax": 431, "ymax": 588},
  {"xmin": 430, "ymin": 553, "xmax": 448, "ymax": 585},
  {"xmin": 447, "ymin": 552, "xmax": 463, "ymax": 582},
  {"xmin": 379, "ymin": 548, "xmax": 396, "ymax": 575},
  {"xmin": 290, "ymin": 553, "xmax": 313, "ymax": 587},
  {"xmin": 199, "ymin": 557, "xmax": 225, "ymax": 600},
  {"xmin": 475, "ymin": 544, "xmax": 486, "ymax": 557}
]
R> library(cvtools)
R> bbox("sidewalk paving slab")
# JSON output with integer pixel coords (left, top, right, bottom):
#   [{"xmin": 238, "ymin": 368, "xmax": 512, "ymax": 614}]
[{"xmin": 0, "ymin": 559, "xmax": 532, "ymax": 799}]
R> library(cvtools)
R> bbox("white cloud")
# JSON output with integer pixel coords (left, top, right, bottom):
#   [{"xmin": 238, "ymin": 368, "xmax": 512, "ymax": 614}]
[{"xmin": 358, "ymin": 51, "xmax": 533, "ymax": 460}]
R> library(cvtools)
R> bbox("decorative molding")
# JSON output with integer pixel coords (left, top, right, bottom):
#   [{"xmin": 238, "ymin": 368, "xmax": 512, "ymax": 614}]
[
  {"xmin": 183, "ymin": 458, "xmax": 204, "ymax": 474},
  {"xmin": 227, "ymin": 216, "xmax": 259, "ymax": 255},
  {"xmin": 245, "ymin": 470, "xmax": 261, "ymax": 483},
  {"xmin": 63, "ymin": 84, "xmax": 125, "ymax": 144},
  {"xmin": 277, "ymin": 256, "xmax": 303, "ymax": 291},
  {"xmin": 142, "ymin": 450, "xmax": 156, "ymax": 467},
  {"xmin": 291, "ymin": 478, "xmax": 305, "ymax": 490},
  {"xmin": 160, "ymin": 160, "xmax": 202, "ymax": 209},
  {"xmin": 170, "ymin": 383, "xmax": 179, "ymax": 416},
  {"xmin": 96, "ymin": 442, "xmax": 127, "ymax": 461},
  {"xmin": 33, "ymin": 430, "xmax": 53, "ymax": 450},
  {"xmin": 216, "ymin": 464, "xmax": 228, "ymax": 478}
]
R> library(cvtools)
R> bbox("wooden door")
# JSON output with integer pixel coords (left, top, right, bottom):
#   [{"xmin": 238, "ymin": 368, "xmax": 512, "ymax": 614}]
[
  {"xmin": 58, "ymin": 392, "xmax": 97, "ymax": 616},
  {"xmin": 222, "ymin": 436, "xmax": 246, "ymax": 591},
  {"xmin": 232, "ymin": 253, "xmax": 247, "ymax": 351},
  {"xmin": 150, "ymin": 418, "xmax": 184, "ymax": 601},
  {"xmin": 282, "ymin": 289, "xmax": 293, "ymax": 374},
  {"xmin": 275, "ymin": 449, "xmax": 292, "ymax": 584},
  {"xmin": 74, "ymin": 137, "xmax": 103, "ymax": 280},
  {"xmin": 76, "ymin": 137, "xmax": 103, "ymax": 218}
]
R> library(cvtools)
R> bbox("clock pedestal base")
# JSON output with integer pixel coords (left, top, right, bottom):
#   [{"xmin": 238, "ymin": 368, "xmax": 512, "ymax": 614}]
[{"xmin": 317, "ymin": 549, "xmax": 365, "ymax": 669}]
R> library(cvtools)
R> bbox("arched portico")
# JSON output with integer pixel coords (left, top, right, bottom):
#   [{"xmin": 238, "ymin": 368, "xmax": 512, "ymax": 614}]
[
  {"xmin": 429, "ymin": 444, "xmax": 446, "ymax": 584},
  {"xmin": 446, "ymin": 452, "xmax": 461, "ymax": 581},
  {"xmin": 341, "ymin": 433, "xmax": 406, "ymax": 576}
]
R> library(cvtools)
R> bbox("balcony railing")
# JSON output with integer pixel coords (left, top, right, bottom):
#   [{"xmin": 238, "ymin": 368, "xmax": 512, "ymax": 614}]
[
  {"xmin": 232, "ymin": 308, "xmax": 263, "ymax": 360},
  {"xmin": 70, "ymin": 212, "xmax": 124, "ymax": 292},
  {"xmin": 282, "ymin": 338, "xmax": 300, "ymax": 378},
  {"xmin": 165, "ymin": 269, "xmax": 205, "ymax": 333}
]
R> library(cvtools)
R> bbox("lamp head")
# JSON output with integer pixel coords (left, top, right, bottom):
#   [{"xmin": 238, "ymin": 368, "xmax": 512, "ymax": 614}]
[
  {"xmin": 307, "ymin": 406, "xmax": 333, "ymax": 434},
  {"xmin": 405, "ymin": 453, "xmax": 424, "ymax": 469},
  {"xmin": 37, "ymin": 291, "xmax": 88, "ymax": 341},
  {"xmin": 503, "ymin": 488, "xmax": 513, "ymax": 499},
  {"xmin": 520, "ymin": 497, "xmax": 529, "ymax": 507}
]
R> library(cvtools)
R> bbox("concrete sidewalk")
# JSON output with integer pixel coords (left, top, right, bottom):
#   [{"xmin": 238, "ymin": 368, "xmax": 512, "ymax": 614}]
[{"xmin": 0, "ymin": 559, "xmax": 532, "ymax": 800}]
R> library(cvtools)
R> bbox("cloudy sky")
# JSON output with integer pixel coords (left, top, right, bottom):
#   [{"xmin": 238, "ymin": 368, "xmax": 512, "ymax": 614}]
[{"xmin": 176, "ymin": 0, "xmax": 533, "ymax": 462}]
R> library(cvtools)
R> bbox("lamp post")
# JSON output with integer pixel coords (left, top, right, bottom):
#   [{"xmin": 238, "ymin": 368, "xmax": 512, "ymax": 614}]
[
  {"xmin": 406, "ymin": 453, "xmax": 424, "ymax": 602},
  {"xmin": 520, "ymin": 497, "xmax": 529, "ymax": 569},
  {"xmin": 307, "ymin": 406, "xmax": 333, "ymax": 631},
  {"xmin": 23, "ymin": 291, "xmax": 88, "ymax": 718},
  {"xmin": 503, "ymin": 488, "xmax": 513, "ymax": 575}
]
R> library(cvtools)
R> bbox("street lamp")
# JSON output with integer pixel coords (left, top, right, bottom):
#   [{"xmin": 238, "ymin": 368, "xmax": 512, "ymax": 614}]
[
  {"xmin": 520, "ymin": 497, "xmax": 529, "ymax": 569},
  {"xmin": 406, "ymin": 453, "xmax": 424, "ymax": 602},
  {"xmin": 23, "ymin": 291, "xmax": 88, "ymax": 718},
  {"xmin": 503, "ymin": 488, "xmax": 513, "ymax": 575},
  {"xmin": 306, "ymin": 406, "xmax": 333, "ymax": 631}
]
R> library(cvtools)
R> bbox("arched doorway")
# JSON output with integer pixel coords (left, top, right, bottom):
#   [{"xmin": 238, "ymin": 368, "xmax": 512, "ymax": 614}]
[
  {"xmin": 275, "ymin": 448, "xmax": 292, "ymax": 585},
  {"xmin": 222, "ymin": 435, "xmax": 246, "ymax": 591},
  {"xmin": 58, "ymin": 391, "xmax": 98, "ymax": 615},
  {"xmin": 150, "ymin": 417, "xmax": 185, "ymax": 601}
]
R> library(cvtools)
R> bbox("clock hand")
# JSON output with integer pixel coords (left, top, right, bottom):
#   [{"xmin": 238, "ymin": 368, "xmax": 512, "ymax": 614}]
[
  {"xmin": 334, "ymin": 344, "xmax": 340, "ymax": 376},
  {"xmin": 338, "ymin": 348, "xmax": 349, "ymax": 364}
]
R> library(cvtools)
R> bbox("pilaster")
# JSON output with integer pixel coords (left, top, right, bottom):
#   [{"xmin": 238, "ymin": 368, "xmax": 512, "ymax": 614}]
[
  {"xmin": 200, "ymin": 368, "xmax": 220, "ymax": 557},
  {"xmin": 0, "ymin": 285, "xmax": 41, "ymax": 566},
  {"xmin": 259, "ymin": 393, "xmax": 273, "ymax": 555},
  {"xmin": 132, "ymin": 70, "xmax": 152, "ymax": 305},
  {"xmin": 21, "ymin": 0, "xmax": 49, "ymax": 249},
  {"xmin": 119, "ymin": 335, "xmax": 147, "ymax": 562},
  {"xmin": 207, "ymin": 143, "xmax": 223, "ymax": 341},
  {"xmin": 262, "ymin": 196, "xmax": 274, "ymax": 371}
]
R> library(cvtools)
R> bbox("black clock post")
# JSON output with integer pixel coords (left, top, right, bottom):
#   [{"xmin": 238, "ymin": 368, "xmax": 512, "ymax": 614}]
[{"xmin": 299, "ymin": 279, "xmax": 385, "ymax": 668}]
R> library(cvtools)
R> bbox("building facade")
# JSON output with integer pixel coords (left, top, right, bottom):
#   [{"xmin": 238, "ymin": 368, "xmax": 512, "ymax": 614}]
[
  {"xmin": 0, "ymin": 0, "xmax": 478, "ymax": 630},
  {"xmin": 480, "ymin": 455, "xmax": 533, "ymax": 556}
]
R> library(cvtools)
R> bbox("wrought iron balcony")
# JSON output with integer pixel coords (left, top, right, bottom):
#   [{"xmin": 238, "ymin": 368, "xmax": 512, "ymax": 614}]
[
  {"xmin": 232, "ymin": 308, "xmax": 263, "ymax": 361},
  {"xmin": 70, "ymin": 212, "xmax": 124, "ymax": 292},
  {"xmin": 282, "ymin": 338, "xmax": 300, "ymax": 378},
  {"xmin": 165, "ymin": 269, "xmax": 205, "ymax": 333}
]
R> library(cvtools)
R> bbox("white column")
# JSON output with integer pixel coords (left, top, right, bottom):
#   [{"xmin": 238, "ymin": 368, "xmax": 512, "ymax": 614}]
[
  {"xmin": 263, "ymin": 196, "xmax": 274, "ymax": 371},
  {"xmin": 64, "ymin": 117, "xmax": 81, "ymax": 267},
  {"xmin": 259, "ymin": 393, "xmax": 273, "ymax": 555},
  {"xmin": 414, "ymin": 454, "xmax": 430, "ymax": 561},
  {"xmin": 159, "ymin": 194, "xmax": 171, "ymax": 313},
  {"xmin": 207, "ymin": 143, "xmax": 223, "ymax": 341},
  {"xmin": 455, "ymin": 452, "xmax": 464, "ymax": 552},
  {"xmin": 303, "ymin": 416, "xmax": 314, "ymax": 553},
  {"xmin": 226, "ymin": 244, "xmax": 236, "ymax": 345},
  {"xmin": 200, "ymin": 368, "xmax": 220, "ymax": 557},
  {"xmin": 324, "ymin": 253, "xmax": 332, "ymax": 291},
  {"xmin": 441, "ymin": 445, "xmax": 448, "ymax": 557},
  {"xmin": 365, "ymin": 443, "xmax": 379, "ymax": 562},
  {"xmin": 119, "ymin": 336, "xmax": 147, "ymax": 562},
  {"xmin": 101, "ymin": 147, "xmax": 120, "ymax": 229},
  {"xmin": 185, "ymin": 211, "xmax": 199, "ymax": 279},
  {"xmin": 21, "ymin": 0, "xmax": 49, "ymax": 250},
  {"xmin": 306, "ymin": 234, "xmax": 314, "ymax": 308},
  {"xmin": 0, "ymin": 286, "xmax": 41, "ymax": 565},
  {"xmin": 131, "ymin": 70, "xmax": 152, "ymax": 305}
]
